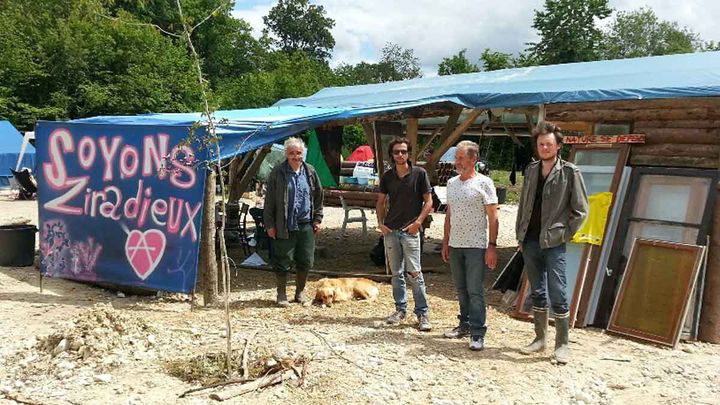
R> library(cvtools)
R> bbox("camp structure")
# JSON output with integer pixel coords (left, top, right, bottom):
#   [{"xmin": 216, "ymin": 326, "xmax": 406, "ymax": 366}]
[
  {"xmin": 34, "ymin": 51, "xmax": 720, "ymax": 344},
  {"xmin": 0, "ymin": 120, "xmax": 35, "ymax": 188}
]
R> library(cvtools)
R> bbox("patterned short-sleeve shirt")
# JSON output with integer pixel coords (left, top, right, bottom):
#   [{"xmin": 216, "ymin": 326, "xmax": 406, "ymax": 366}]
[{"xmin": 447, "ymin": 174, "xmax": 498, "ymax": 248}]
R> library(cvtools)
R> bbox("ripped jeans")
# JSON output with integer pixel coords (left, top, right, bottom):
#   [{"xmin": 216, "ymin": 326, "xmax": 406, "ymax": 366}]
[{"xmin": 384, "ymin": 230, "xmax": 429, "ymax": 316}]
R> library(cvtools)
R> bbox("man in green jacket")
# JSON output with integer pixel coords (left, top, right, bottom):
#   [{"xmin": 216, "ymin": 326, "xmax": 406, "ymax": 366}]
[
  {"xmin": 264, "ymin": 137, "xmax": 324, "ymax": 307},
  {"xmin": 516, "ymin": 121, "xmax": 588, "ymax": 364}
]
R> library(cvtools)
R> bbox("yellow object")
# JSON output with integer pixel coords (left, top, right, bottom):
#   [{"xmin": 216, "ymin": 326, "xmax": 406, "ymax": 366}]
[{"xmin": 572, "ymin": 192, "xmax": 613, "ymax": 245}]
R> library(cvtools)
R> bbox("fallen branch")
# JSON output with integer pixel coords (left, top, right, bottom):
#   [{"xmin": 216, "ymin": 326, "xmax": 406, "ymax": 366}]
[
  {"xmin": 178, "ymin": 377, "xmax": 254, "ymax": 398},
  {"xmin": 310, "ymin": 330, "xmax": 381, "ymax": 376},
  {"xmin": 209, "ymin": 369, "xmax": 296, "ymax": 401},
  {"xmin": 600, "ymin": 357, "xmax": 631, "ymax": 363},
  {"xmin": 242, "ymin": 330, "xmax": 259, "ymax": 379},
  {"xmin": 0, "ymin": 393, "xmax": 45, "ymax": 405}
]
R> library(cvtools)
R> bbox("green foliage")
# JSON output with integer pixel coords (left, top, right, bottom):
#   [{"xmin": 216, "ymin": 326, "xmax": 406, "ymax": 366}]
[
  {"xmin": 527, "ymin": 0, "xmax": 612, "ymax": 64},
  {"xmin": 601, "ymin": 8, "xmax": 700, "ymax": 59},
  {"xmin": 335, "ymin": 42, "xmax": 422, "ymax": 85},
  {"xmin": 263, "ymin": 0, "xmax": 335, "ymax": 61},
  {"xmin": 438, "ymin": 49, "xmax": 479, "ymax": 75},
  {"xmin": 215, "ymin": 51, "xmax": 337, "ymax": 109},
  {"xmin": 342, "ymin": 124, "xmax": 366, "ymax": 158},
  {"xmin": 480, "ymin": 49, "xmax": 516, "ymax": 71}
]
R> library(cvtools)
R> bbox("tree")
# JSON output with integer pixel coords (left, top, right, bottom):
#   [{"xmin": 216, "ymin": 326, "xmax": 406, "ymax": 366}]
[
  {"xmin": 601, "ymin": 8, "xmax": 700, "ymax": 59},
  {"xmin": 527, "ymin": 0, "xmax": 612, "ymax": 65},
  {"xmin": 480, "ymin": 49, "xmax": 515, "ymax": 71},
  {"xmin": 263, "ymin": 0, "xmax": 335, "ymax": 61},
  {"xmin": 438, "ymin": 49, "xmax": 479, "ymax": 75},
  {"xmin": 335, "ymin": 42, "xmax": 422, "ymax": 85}
]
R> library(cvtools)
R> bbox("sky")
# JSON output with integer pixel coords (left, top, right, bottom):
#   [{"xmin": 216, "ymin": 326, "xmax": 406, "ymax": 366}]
[{"xmin": 232, "ymin": 0, "xmax": 720, "ymax": 75}]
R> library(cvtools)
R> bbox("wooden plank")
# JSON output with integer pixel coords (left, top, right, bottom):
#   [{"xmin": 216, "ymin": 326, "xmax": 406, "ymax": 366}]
[
  {"xmin": 548, "ymin": 108, "xmax": 720, "ymax": 122},
  {"xmin": 406, "ymin": 118, "xmax": 419, "ymax": 163},
  {"xmin": 635, "ymin": 128, "xmax": 720, "ymax": 145},
  {"xmin": 631, "ymin": 144, "xmax": 720, "ymax": 158},
  {"xmin": 361, "ymin": 123, "xmax": 375, "ymax": 147},
  {"xmin": 416, "ymin": 126, "xmax": 442, "ymax": 160},
  {"xmin": 228, "ymin": 152, "xmax": 254, "ymax": 201},
  {"xmin": 635, "ymin": 120, "xmax": 720, "ymax": 129},
  {"xmin": 373, "ymin": 123, "xmax": 385, "ymax": 181},
  {"xmin": 629, "ymin": 154, "xmax": 719, "ymax": 168},
  {"xmin": 546, "ymin": 97, "xmax": 720, "ymax": 112}
]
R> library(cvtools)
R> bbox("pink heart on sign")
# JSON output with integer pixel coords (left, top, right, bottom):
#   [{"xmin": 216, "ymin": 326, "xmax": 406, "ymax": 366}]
[{"xmin": 125, "ymin": 229, "xmax": 166, "ymax": 280}]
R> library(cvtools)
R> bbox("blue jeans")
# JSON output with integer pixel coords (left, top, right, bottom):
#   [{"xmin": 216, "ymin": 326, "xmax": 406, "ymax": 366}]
[
  {"xmin": 385, "ymin": 230, "xmax": 429, "ymax": 316},
  {"xmin": 522, "ymin": 239, "xmax": 569, "ymax": 315},
  {"xmin": 449, "ymin": 247, "xmax": 487, "ymax": 338}
]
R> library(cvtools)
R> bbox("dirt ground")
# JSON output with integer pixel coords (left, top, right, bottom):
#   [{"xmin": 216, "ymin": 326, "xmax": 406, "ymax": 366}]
[{"xmin": 1, "ymin": 195, "xmax": 719, "ymax": 405}]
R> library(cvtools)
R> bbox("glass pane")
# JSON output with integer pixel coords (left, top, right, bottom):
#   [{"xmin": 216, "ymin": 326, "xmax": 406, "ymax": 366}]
[
  {"xmin": 582, "ymin": 173, "xmax": 614, "ymax": 195},
  {"xmin": 624, "ymin": 222, "xmax": 699, "ymax": 256},
  {"xmin": 574, "ymin": 150, "xmax": 620, "ymax": 166},
  {"xmin": 633, "ymin": 175, "xmax": 711, "ymax": 224}
]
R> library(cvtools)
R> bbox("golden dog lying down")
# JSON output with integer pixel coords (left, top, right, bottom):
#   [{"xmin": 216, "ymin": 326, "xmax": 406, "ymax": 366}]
[{"xmin": 314, "ymin": 277, "xmax": 379, "ymax": 307}]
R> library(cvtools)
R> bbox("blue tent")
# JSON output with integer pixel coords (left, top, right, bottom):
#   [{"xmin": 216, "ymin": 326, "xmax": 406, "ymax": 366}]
[
  {"xmin": 0, "ymin": 121, "xmax": 35, "ymax": 187},
  {"xmin": 59, "ymin": 51, "xmax": 720, "ymax": 161}
]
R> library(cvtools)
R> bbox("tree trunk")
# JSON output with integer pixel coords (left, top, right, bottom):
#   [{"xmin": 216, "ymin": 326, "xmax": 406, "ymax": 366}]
[{"xmin": 199, "ymin": 169, "xmax": 220, "ymax": 306}]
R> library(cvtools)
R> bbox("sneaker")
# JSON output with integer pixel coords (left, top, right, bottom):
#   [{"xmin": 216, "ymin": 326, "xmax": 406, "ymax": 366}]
[
  {"xmin": 386, "ymin": 310, "xmax": 407, "ymax": 324},
  {"xmin": 469, "ymin": 336, "xmax": 485, "ymax": 351},
  {"xmin": 443, "ymin": 325, "xmax": 470, "ymax": 339},
  {"xmin": 417, "ymin": 314, "xmax": 432, "ymax": 332},
  {"xmin": 294, "ymin": 290, "xmax": 308, "ymax": 304}
]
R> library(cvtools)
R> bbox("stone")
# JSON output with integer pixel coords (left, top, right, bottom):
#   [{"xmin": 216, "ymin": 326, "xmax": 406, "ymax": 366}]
[
  {"xmin": 147, "ymin": 335, "xmax": 156, "ymax": 345},
  {"xmin": 53, "ymin": 339, "xmax": 69, "ymax": 356},
  {"xmin": 94, "ymin": 374, "xmax": 112, "ymax": 383},
  {"xmin": 117, "ymin": 291, "xmax": 126, "ymax": 298},
  {"xmin": 575, "ymin": 391, "xmax": 593, "ymax": 403}
]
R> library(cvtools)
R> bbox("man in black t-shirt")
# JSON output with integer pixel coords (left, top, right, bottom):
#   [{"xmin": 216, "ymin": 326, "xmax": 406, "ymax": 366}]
[{"xmin": 376, "ymin": 137, "xmax": 434, "ymax": 331}]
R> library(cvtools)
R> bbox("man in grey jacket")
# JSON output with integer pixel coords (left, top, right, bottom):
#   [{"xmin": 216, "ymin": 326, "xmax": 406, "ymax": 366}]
[
  {"xmin": 516, "ymin": 121, "xmax": 588, "ymax": 364},
  {"xmin": 264, "ymin": 137, "xmax": 324, "ymax": 307}
]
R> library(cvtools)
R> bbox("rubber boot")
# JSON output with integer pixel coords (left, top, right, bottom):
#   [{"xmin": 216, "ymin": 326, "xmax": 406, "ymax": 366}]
[
  {"xmin": 294, "ymin": 270, "xmax": 309, "ymax": 304},
  {"xmin": 554, "ymin": 314, "xmax": 570, "ymax": 364},
  {"xmin": 520, "ymin": 309, "xmax": 548, "ymax": 354},
  {"xmin": 275, "ymin": 272, "xmax": 289, "ymax": 307}
]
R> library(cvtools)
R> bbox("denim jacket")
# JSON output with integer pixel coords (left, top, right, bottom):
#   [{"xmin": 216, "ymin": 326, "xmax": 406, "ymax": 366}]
[
  {"xmin": 264, "ymin": 161, "xmax": 324, "ymax": 240},
  {"xmin": 516, "ymin": 158, "xmax": 589, "ymax": 249}
]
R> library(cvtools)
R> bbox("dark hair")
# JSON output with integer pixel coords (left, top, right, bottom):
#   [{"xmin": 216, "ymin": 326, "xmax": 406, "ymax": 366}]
[
  {"xmin": 532, "ymin": 121, "xmax": 563, "ymax": 145},
  {"xmin": 388, "ymin": 137, "xmax": 412, "ymax": 159}
]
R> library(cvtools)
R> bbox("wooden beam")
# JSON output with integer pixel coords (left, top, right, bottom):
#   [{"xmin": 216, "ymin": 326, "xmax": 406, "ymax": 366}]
[
  {"xmin": 228, "ymin": 152, "xmax": 254, "ymax": 201},
  {"xmin": 416, "ymin": 126, "xmax": 442, "ymax": 161},
  {"xmin": 234, "ymin": 145, "xmax": 271, "ymax": 199},
  {"xmin": 361, "ymin": 122, "xmax": 375, "ymax": 147},
  {"xmin": 373, "ymin": 123, "xmax": 386, "ymax": 181},
  {"xmin": 429, "ymin": 108, "xmax": 485, "ymax": 164},
  {"xmin": 406, "ymin": 118, "xmax": 419, "ymax": 163}
]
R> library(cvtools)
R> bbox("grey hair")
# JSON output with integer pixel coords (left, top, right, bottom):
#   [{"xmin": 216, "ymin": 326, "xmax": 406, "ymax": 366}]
[
  {"xmin": 284, "ymin": 137, "xmax": 306, "ymax": 152},
  {"xmin": 456, "ymin": 140, "xmax": 479, "ymax": 160}
]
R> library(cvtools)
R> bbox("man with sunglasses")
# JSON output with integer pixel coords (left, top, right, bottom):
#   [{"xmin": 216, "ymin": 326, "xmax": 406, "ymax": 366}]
[{"xmin": 376, "ymin": 137, "xmax": 434, "ymax": 331}]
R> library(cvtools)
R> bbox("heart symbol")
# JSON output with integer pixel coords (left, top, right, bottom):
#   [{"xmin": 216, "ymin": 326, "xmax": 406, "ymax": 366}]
[{"xmin": 125, "ymin": 229, "xmax": 166, "ymax": 280}]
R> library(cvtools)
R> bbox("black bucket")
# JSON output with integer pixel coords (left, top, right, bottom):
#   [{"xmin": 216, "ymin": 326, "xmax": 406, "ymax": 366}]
[
  {"xmin": 0, "ymin": 224, "xmax": 37, "ymax": 267},
  {"xmin": 496, "ymin": 187, "xmax": 507, "ymax": 205}
]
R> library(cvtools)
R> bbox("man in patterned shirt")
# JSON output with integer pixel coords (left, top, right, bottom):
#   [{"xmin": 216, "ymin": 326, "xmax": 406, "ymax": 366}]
[{"xmin": 441, "ymin": 140, "xmax": 499, "ymax": 351}]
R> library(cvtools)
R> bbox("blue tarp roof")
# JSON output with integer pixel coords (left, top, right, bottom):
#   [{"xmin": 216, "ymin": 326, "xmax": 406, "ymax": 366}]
[
  {"xmin": 0, "ymin": 120, "xmax": 35, "ymax": 178},
  {"xmin": 61, "ymin": 51, "xmax": 720, "ymax": 160}
]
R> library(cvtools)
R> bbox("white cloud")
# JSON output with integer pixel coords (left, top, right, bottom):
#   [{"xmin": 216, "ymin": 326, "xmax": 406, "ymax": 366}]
[{"xmin": 233, "ymin": 0, "xmax": 720, "ymax": 76}]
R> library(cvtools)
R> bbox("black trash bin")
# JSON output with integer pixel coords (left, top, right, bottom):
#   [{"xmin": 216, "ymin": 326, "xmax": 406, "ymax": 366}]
[
  {"xmin": 0, "ymin": 224, "xmax": 37, "ymax": 267},
  {"xmin": 496, "ymin": 187, "xmax": 507, "ymax": 204}
]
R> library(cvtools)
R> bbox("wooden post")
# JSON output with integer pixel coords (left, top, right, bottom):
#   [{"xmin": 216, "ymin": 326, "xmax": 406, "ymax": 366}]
[
  {"xmin": 361, "ymin": 123, "xmax": 376, "ymax": 148},
  {"xmin": 406, "ymin": 118, "xmax": 418, "ymax": 163},
  {"xmin": 417, "ymin": 127, "xmax": 442, "ymax": 161},
  {"xmin": 199, "ymin": 169, "xmax": 220, "ymax": 306},
  {"xmin": 234, "ymin": 145, "xmax": 272, "ymax": 200},
  {"xmin": 228, "ymin": 152, "xmax": 254, "ymax": 201},
  {"xmin": 699, "ymin": 183, "xmax": 720, "ymax": 343},
  {"xmin": 373, "ymin": 123, "xmax": 386, "ymax": 181}
]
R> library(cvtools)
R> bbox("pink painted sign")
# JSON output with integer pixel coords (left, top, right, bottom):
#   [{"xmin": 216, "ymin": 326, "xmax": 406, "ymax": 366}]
[{"xmin": 36, "ymin": 122, "xmax": 207, "ymax": 293}]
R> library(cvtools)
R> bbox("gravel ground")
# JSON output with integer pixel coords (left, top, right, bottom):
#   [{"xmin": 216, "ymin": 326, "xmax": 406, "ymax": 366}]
[{"xmin": 1, "ymin": 197, "xmax": 719, "ymax": 405}]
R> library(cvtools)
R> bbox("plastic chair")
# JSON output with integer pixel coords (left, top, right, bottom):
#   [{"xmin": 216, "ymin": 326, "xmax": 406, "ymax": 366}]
[
  {"xmin": 248, "ymin": 207, "xmax": 272, "ymax": 254},
  {"xmin": 238, "ymin": 202, "xmax": 251, "ymax": 256},
  {"xmin": 340, "ymin": 195, "xmax": 368, "ymax": 237}
]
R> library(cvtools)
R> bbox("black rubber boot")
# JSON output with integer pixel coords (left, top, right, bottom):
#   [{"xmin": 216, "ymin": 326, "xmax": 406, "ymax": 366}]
[
  {"xmin": 520, "ymin": 309, "xmax": 548, "ymax": 355},
  {"xmin": 275, "ymin": 272, "xmax": 289, "ymax": 307},
  {"xmin": 294, "ymin": 270, "xmax": 309, "ymax": 304}
]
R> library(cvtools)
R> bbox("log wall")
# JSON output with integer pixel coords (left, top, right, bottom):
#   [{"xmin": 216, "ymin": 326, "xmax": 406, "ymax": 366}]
[{"xmin": 547, "ymin": 97, "xmax": 720, "ymax": 343}]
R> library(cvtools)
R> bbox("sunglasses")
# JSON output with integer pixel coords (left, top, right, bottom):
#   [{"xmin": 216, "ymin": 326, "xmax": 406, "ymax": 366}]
[{"xmin": 392, "ymin": 150, "xmax": 409, "ymax": 155}]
